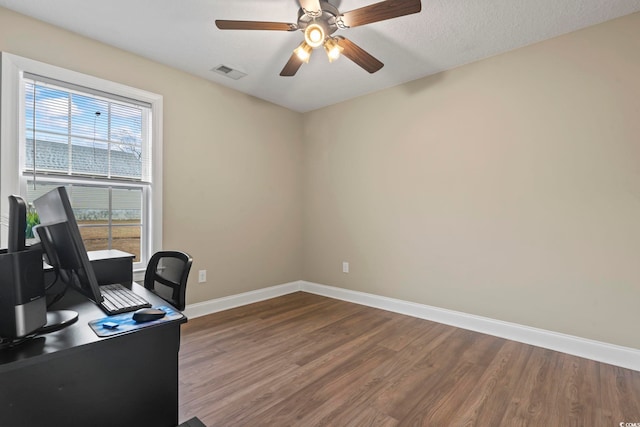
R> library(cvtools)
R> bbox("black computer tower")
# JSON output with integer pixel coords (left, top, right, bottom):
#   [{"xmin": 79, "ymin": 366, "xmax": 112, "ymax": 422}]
[{"xmin": 0, "ymin": 248, "xmax": 47, "ymax": 338}]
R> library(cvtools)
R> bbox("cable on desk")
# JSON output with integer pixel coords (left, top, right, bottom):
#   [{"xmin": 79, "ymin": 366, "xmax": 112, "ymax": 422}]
[
  {"xmin": 45, "ymin": 271, "xmax": 69, "ymax": 309},
  {"xmin": 44, "ymin": 268, "xmax": 59, "ymax": 291}
]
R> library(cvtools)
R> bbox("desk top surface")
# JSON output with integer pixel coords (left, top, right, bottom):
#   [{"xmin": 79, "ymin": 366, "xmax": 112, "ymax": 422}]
[
  {"xmin": 88, "ymin": 249, "xmax": 135, "ymax": 261},
  {"xmin": 0, "ymin": 282, "xmax": 186, "ymax": 371}
]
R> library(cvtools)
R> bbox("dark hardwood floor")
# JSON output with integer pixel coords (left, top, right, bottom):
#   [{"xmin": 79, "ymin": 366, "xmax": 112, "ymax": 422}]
[{"xmin": 178, "ymin": 292, "xmax": 640, "ymax": 426}]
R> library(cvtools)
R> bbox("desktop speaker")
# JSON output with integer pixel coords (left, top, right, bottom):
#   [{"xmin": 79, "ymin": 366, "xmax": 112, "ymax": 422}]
[{"xmin": 0, "ymin": 248, "xmax": 47, "ymax": 338}]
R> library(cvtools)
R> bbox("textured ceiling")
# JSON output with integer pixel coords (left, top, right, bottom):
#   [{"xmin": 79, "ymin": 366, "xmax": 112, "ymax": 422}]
[{"xmin": 1, "ymin": 0, "xmax": 639, "ymax": 112}]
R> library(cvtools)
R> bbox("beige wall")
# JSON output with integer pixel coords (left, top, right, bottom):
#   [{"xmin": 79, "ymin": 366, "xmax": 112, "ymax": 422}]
[
  {"xmin": 0, "ymin": 7, "xmax": 304, "ymax": 303},
  {"xmin": 3, "ymin": 6, "xmax": 640, "ymax": 350},
  {"xmin": 302, "ymin": 12, "xmax": 640, "ymax": 349}
]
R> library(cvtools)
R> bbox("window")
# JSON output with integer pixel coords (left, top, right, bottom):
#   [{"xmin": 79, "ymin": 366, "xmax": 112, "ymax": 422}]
[
  {"xmin": 23, "ymin": 77, "xmax": 149, "ymax": 262},
  {"xmin": 1, "ymin": 53, "xmax": 163, "ymax": 272}
]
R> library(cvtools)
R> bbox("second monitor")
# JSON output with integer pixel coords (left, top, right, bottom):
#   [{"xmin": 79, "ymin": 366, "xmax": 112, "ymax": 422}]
[{"xmin": 34, "ymin": 186, "xmax": 150, "ymax": 315}]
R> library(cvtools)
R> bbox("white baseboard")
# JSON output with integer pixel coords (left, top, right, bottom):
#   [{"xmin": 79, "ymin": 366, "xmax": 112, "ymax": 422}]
[
  {"xmin": 184, "ymin": 280, "xmax": 640, "ymax": 372},
  {"xmin": 183, "ymin": 280, "xmax": 302, "ymax": 319}
]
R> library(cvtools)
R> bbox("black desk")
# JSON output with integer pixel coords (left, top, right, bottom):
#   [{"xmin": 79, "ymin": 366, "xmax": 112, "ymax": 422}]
[{"xmin": 0, "ymin": 283, "xmax": 186, "ymax": 427}]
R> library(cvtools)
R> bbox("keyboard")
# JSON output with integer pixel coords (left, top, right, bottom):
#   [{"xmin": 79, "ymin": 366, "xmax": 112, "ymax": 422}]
[{"xmin": 99, "ymin": 283, "xmax": 151, "ymax": 315}]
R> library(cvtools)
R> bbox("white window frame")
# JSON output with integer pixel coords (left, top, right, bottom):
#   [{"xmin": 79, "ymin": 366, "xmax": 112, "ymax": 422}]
[{"xmin": 1, "ymin": 52, "xmax": 163, "ymax": 275}]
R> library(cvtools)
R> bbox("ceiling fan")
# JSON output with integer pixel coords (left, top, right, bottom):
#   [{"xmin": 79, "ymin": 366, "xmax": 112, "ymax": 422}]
[{"xmin": 215, "ymin": 0, "xmax": 422, "ymax": 76}]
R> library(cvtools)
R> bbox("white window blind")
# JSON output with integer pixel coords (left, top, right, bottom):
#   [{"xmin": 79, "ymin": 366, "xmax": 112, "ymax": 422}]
[{"xmin": 23, "ymin": 73, "xmax": 152, "ymax": 183}]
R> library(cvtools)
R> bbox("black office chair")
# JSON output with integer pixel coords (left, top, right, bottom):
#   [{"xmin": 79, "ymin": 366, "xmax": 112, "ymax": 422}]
[{"xmin": 144, "ymin": 251, "xmax": 193, "ymax": 311}]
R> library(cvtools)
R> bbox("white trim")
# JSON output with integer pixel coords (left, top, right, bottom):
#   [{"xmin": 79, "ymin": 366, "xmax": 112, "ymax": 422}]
[
  {"xmin": 0, "ymin": 52, "xmax": 23, "ymax": 246},
  {"xmin": 300, "ymin": 281, "xmax": 640, "ymax": 372},
  {"xmin": 183, "ymin": 281, "xmax": 302, "ymax": 319},
  {"xmin": 184, "ymin": 280, "xmax": 640, "ymax": 372},
  {"xmin": 150, "ymin": 98, "xmax": 163, "ymax": 256}
]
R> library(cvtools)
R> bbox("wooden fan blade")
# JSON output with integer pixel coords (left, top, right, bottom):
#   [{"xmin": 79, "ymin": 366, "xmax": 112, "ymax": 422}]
[
  {"xmin": 215, "ymin": 20, "xmax": 298, "ymax": 31},
  {"xmin": 336, "ymin": 36, "xmax": 384, "ymax": 73},
  {"xmin": 298, "ymin": 0, "xmax": 323, "ymax": 15},
  {"xmin": 280, "ymin": 52, "xmax": 305, "ymax": 77},
  {"xmin": 340, "ymin": 0, "xmax": 421, "ymax": 28}
]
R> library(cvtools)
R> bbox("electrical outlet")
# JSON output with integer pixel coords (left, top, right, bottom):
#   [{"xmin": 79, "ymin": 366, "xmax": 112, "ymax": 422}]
[
  {"xmin": 342, "ymin": 262, "xmax": 349, "ymax": 273},
  {"xmin": 198, "ymin": 270, "xmax": 207, "ymax": 283}
]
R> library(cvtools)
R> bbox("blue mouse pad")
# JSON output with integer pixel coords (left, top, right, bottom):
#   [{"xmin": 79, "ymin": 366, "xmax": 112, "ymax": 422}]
[{"xmin": 88, "ymin": 305, "xmax": 184, "ymax": 337}]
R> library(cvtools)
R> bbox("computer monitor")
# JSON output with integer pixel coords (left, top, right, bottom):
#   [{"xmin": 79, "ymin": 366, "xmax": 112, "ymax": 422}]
[
  {"xmin": 33, "ymin": 186, "xmax": 104, "ymax": 305},
  {"xmin": 7, "ymin": 195, "xmax": 27, "ymax": 253}
]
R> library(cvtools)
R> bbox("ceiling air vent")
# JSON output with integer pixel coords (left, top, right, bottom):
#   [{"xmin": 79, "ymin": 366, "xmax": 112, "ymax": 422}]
[{"xmin": 211, "ymin": 64, "xmax": 247, "ymax": 80}]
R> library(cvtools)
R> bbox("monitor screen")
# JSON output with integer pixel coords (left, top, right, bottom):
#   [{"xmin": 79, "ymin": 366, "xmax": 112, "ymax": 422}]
[{"xmin": 33, "ymin": 186, "xmax": 103, "ymax": 305}]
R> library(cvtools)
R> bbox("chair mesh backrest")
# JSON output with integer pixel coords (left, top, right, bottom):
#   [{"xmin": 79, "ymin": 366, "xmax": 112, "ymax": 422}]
[{"xmin": 144, "ymin": 251, "xmax": 192, "ymax": 311}]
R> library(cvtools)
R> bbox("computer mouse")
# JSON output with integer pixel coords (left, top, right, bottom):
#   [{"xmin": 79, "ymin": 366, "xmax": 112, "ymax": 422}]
[{"xmin": 132, "ymin": 307, "xmax": 166, "ymax": 323}]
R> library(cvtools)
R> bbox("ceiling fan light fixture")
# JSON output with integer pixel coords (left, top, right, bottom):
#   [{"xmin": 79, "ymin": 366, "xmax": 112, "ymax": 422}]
[
  {"xmin": 304, "ymin": 23, "xmax": 325, "ymax": 48},
  {"xmin": 216, "ymin": 0, "xmax": 424, "ymax": 77},
  {"xmin": 294, "ymin": 41, "xmax": 313, "ymax": 63},
  {"xmin": 324, "ymin": 37, "xmax": 343, "ymax": 62}
]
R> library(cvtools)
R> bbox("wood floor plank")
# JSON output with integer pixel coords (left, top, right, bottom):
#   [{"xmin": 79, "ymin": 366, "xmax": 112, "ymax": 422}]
[
  {"xmin": 291, "ymin": 317, "xmax": 442, "ymax": 425},
  {"xmin": 178, "ymin": 292, "xmax": 640, "ymax": 426},
  {"xmin": 605, "ymin": 364, "xmax": 640, "ymax": 422},
  {"xmin": 498, "ymin": 346, "xmax": 562, "ymax": 425},
  {"xmin": 394, "ymin": 333, "xmax": 505, "ymax": 425},
  {"xmin": 342, "ymin": 406, "xmax": 398, "ymax": 427},
  {"xmin": 257, "ymin": 345, "xmax": 397, "ymax": 426},
  {"xmin": 375, "ymin": 328, "xmax": 481, "ymax": 420},
  {"xmin": 446, "ymin": 339, "xmax": 532, "ymax": 426},
  {"xmin": 290, "ymin": 308, "xmax": 391, "ymax": 366}
]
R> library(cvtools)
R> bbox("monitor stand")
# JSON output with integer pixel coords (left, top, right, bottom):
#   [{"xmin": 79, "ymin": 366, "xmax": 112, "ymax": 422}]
[{"xmin": 39, "ymin": 310, "xmax": 78, "ymax": 334}]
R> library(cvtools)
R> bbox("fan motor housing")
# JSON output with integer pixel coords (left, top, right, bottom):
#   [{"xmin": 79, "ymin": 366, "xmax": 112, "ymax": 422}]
[{"xmin": 297, "ymin": 1, "xmax": 340, "ymax": 36}]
